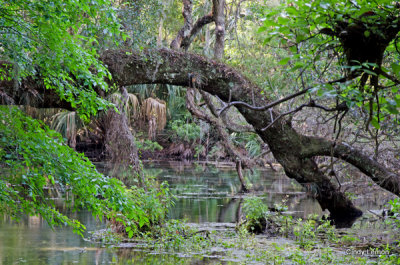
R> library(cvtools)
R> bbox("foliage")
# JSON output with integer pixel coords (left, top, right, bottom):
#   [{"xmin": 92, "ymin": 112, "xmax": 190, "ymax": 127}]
[
  {"xmin": 243, "ymin": 196, "xmax": 269, "ymax": 222},
  {"xmin": 378, "ymin": 245, "xmax": 400, "ymax": 265},
  {"xmin": 0, "ymin": 0, "xmax": 124, "ymax": 120},
  {"xmin": 170, "ymin": 119, "xmax": 201, "ymax": 142},
  {"xmin": 242, "ymin": 196, "xmax": 270, "ymax": 233},
  {"xmin": 0, "ymin": 106, "xmax": 170, "ymax": 236},
  {"xmin": 113, "ymin": 215, "xmax": 380, "ymax": 265},
  {"xmin": 50, "ymin": 111, "xmax": 84, "ymax": 148},
  {"xmin": 194, "ymin": 144, "xmax": 205, "ymax": 159},
  {"xmin": 109, "ymin": 92, "xmax": 141, "ymax": 123},
  {"xmin": 224, "ymin": 2, "xmax": 293, "ymax": 97},
  {"xmin": 293, "ymin": 218, "xmax": 317, "ymax": 250},
  {"xmin": 135, "ymin": 139, "xmax": 164, "ymax": 152},
  {"xmin": 124, "ymin": 180, "xmax": 172, "ymax": 237},
  {"xmin": 231, "ymin": 132, "xmax": 262, "ymax": 158},
  {"xmin": 155, "ymin": 219, "xmax": 188, "ymax": 251},
  {"xmin": 116, "ymin": 0, "xmax": 163, "ymax": 49},
  {"xmin": 260, "ymin": 0, "xmax": 400, "ymax": 128},
  {"xmin": 387, "ymin": 198, "xmax": 400, "ymax": 239}
]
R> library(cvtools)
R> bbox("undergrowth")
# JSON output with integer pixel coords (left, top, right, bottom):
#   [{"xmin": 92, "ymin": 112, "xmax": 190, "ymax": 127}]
[{"xmin": 96, "ymin": 196, "xmax": 400, "ymax": 264}]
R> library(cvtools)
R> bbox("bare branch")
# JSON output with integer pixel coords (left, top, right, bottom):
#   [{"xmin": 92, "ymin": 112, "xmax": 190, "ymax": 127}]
[
  {"xmin": 218, "ymin": 87, "xmax": 311, "ymax": 116},
  {"xmin": 199, "ymin": 90, "xmax": 254, "ymax": 133}
]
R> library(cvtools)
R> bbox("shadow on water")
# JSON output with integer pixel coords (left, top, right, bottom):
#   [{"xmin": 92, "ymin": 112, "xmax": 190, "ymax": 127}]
[{"xmin": 0, "ymin": 161, "xmax": 392, "ymax": 264}]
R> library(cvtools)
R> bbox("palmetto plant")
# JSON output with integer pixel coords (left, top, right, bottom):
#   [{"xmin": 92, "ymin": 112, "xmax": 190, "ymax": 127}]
[
  {"xmin": 48, "ymin": 92, "xmax": 140, "ymax": 149},
  {"xmin": 21, "ymin": 106, "xmax": 84, "ymax": 149},
  {"xmin": 25, "ymin": 91, "xmax": 164, "ymax": 150},
  {"xmin": 22, "ymin": 106, "xmax": 60, "ymax": 122}
]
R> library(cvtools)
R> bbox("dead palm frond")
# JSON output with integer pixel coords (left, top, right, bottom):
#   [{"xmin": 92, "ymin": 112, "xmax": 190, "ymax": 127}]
[
  {"xmin": 109, "ymin": 92, "xmax": 140, "ymax": 125},
  {"xmin": 22, "ymin": 106, "xmax": 60, "ymax": 122},
  {"xmin": 141, "ymin": 97, "xmax": 167, "ymax": 132}
]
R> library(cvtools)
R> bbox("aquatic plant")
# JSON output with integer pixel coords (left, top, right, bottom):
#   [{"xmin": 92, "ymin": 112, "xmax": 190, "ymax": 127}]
[{"xmin": 242, "ymin": 196, "xmax": 271, "ymax": 234}]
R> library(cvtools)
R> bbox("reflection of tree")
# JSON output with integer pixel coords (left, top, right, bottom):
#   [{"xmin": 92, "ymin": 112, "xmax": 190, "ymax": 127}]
[
  {"xmin": 146, "ymin": 163, "xmax": 343, "ymax": 223},
  {"xmin": 218, "ymin": 198, "xmax": 241, "ymax": 223},
  {"xmin": 0, "ymin": 209, "xmax": 111, "ymax": 264}
]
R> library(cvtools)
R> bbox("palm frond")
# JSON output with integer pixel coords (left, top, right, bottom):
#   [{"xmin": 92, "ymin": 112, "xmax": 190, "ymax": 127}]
[
  {"xmin": 109, "ymin": 92, "xmax": 140, "ymax": 124},
  {"xmin": 50, "ymin": 111, "xmax": 84, "ymax": 148},
  {"xmin": 141, "ymin": 97, "xmax": 167, "ymax": 132}
]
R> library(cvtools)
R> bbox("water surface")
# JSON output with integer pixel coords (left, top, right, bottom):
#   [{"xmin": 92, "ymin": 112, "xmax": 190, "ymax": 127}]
[{"xmin": 1, "ymin": 161, "xmax": 385, "ymax": 264}]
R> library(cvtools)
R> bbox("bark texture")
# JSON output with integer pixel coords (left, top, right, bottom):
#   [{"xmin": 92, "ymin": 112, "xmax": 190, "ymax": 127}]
[
  {"xmin": 170, "ymin": 0, "xmax": 193, "ymax": 50},
  {"xmin": 103, "ymin": 87, "xmax": 140, "ymax": 169},
  {"xmin": 100, "ymin": 48, "xmax": 400, "ymax": 220},
  {"xmin": 212, "ymin": 0, "xmax": 225, "ymax": 59},
  {"xmin": 170, "ymin": 0, "xmax": 214, "ymax": 51}
]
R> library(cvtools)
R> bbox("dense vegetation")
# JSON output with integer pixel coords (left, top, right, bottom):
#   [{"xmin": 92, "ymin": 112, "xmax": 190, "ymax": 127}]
[{"xmin": 0, "ymin": 0, "xmax": 400, "ymax": 263}]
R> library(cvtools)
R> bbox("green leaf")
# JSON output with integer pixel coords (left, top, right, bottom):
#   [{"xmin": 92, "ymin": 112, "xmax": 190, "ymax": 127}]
[
  {"xmin": 258, "ymin": 26, "xmax": 267, "ymax": 33},
  {"xmin": 370, "ymin": 118, "xmax": 380, "ymax": 129},
  {"xmin": 363, "ymin": 69, "xmax": 377, "ymax": 76},
  {"xmin": 277, "ymin": 16, "xmax": 290, "ymax": 25},
  {"xmin": 291, "ymin": 62, "xmax": 305, "ymax": 71},
  {"xmin": 391, "ymin": 63, "xmax": 400, "ymax": 76},
  {"xmin": 279, "ymin": 57, "xmax": 290, "ymax": 65}
]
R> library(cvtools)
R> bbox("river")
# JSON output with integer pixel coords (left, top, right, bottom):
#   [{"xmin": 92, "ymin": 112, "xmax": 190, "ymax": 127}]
[{"xmin": 0, "ymin": 161, "xmax": 391, "ymax": 264}]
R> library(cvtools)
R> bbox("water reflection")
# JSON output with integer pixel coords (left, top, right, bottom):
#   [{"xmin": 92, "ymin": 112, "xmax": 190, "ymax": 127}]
[
  {"xmin": 1, "ymin": 161, "xmax": 385, "ymax": 264},
  {"xmin": 146, "ymin": 161, "xmax": 323, "ymax": 222}
]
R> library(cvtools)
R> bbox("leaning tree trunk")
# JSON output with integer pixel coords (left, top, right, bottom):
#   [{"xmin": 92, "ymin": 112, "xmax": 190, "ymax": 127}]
[
  {"xmin": 100, "ymin": 48, "xmax": 398, "ymax": 221},
  {"xmin": 102, "ymin": 109, "xmax": 139, "ymax": 170},
  {"xmin": 3, "ymin": 48, "xmax": 400, "ymax": 222}
]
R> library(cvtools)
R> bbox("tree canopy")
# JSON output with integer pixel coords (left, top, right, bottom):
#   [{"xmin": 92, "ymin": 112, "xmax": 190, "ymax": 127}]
[
  {"xmin": 0, "ymin": 0, "xmax": 124, "ymax": 119},
  {"xmin": 0, "ymin": 0, "xmax": 171, "ymax": 236},
  {"xmin": 260, "ymin": 0, "xmax": 400, "ymax": 129},
  {"xmin": 0, "ymin": 0, "xmax": 399, "ymax": 233}
]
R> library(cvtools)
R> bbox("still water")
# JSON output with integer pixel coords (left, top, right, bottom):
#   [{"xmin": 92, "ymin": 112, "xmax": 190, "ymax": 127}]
[
  {"xmin": 148, "ymin": 161, "xmax": 322, "ymax": 222},
  {"xmin": 0, "ymin": 161, "xmax": 375, "ymax": 264}
]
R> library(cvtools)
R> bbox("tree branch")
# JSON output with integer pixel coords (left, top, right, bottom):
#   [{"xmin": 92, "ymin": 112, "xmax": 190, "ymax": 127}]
[
  {"xmin": 186, "ymin": 87, "xmax": 254, "ymax": 178},
  {"xmin": 213, "ymin": 0, "xmax": 225, "ymax": 59},
  {"xmin": 181, "ymin": 13, "xmax": 214, "ymax": 51},
  {"xmin": 217, "ymin": 87, "xmax": 311, "ymax": 116},
  {"xmin": 170, "ymin": 0, "xmax": 193, "ymax": 50},
  {"xmin": 301, "ymin": 137, "xmax": 400, "ymax": 196},
  {"xmin": 5, "ymin": 48, "xmax": 388, "ymax": 219}
]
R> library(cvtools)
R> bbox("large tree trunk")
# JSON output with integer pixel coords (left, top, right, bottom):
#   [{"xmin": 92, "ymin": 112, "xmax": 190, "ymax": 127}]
[
  {"xmin": 100, "ymin": 48, "xmax": 400, "ymax": 221},
  {"xmin": 3, "ymin": 48, "xmax": 400, "ymax": 223}
]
